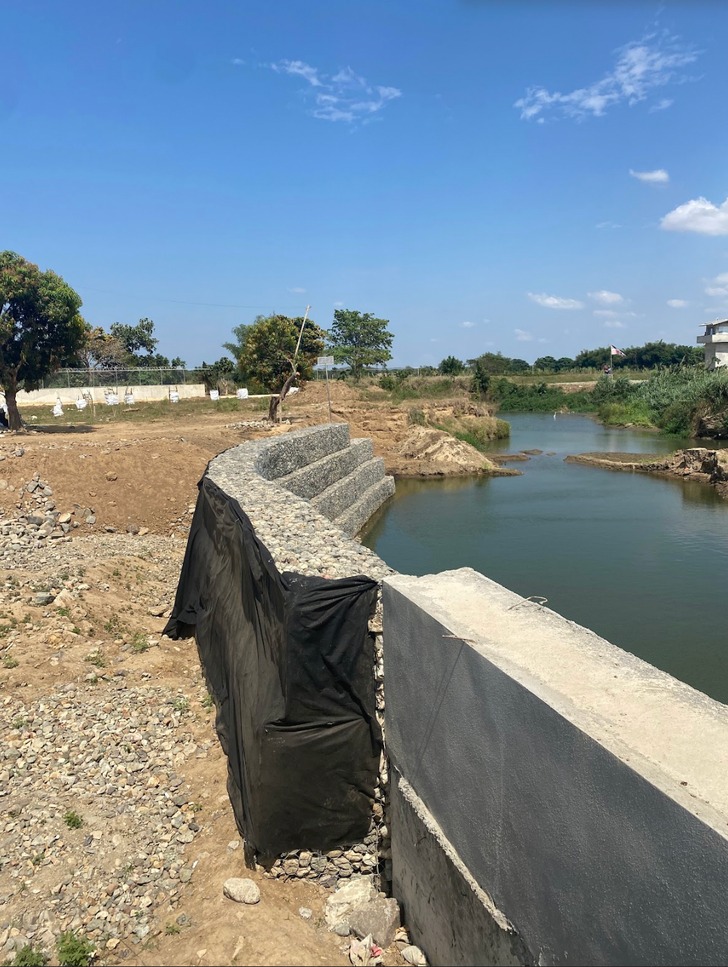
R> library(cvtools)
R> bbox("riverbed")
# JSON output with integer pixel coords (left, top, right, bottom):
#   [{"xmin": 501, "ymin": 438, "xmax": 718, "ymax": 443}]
[{"xmin": 361, "ymin": 414, "xmax": 728, "ymax": 704}]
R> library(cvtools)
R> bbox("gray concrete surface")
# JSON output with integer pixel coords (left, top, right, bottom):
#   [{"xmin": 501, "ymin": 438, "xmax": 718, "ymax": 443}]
[
  {"xmin": 391, "ymin": 775, "xmax": 531, "ymax": 967},
  {"xmin": 383, "ymin": 568, "xmax": 728, "ymax": 967}
]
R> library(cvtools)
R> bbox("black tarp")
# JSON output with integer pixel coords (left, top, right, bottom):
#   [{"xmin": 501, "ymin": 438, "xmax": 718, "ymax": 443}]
[{"xmin": 164, "ymin": 475, "xmax": 381, "ymax": 858}]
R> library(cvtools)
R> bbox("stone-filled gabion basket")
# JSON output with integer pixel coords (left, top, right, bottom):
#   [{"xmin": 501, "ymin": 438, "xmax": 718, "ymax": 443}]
[{"xmin": 205, "ymin": 425, "xmax": 395, "ymax": 890}]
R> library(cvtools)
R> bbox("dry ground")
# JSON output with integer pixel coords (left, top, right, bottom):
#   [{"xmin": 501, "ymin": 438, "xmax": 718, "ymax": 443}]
[{"xmin": 0, "ymin": 386, "xmax": 421, "ymax": 967}]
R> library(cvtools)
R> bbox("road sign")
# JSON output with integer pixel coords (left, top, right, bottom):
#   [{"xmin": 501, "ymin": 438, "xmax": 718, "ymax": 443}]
[{"xmin": 317, "ymin": 356, "xmax": 334, "ymax": 367}]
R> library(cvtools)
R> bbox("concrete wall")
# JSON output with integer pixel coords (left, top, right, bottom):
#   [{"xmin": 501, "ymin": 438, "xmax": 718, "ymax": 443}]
[
  {"xmin": 12, "ymin": 384, "xmax": 208, "ymax": 405},
  {"xmin": 383, "ymin": 568, "xmax": 728, "ymax": 967}
]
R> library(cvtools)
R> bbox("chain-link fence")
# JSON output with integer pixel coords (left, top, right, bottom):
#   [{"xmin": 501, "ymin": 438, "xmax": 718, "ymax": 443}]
[{"xmin": 40, "ymin": 368, "xmax": 209, "ymax": 390}]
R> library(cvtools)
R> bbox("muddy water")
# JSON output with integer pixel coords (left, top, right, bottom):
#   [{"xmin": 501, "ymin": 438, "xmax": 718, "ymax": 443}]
[{"xmin": 361, "ymin": 414, "xmax": 728, "ymax": 704}]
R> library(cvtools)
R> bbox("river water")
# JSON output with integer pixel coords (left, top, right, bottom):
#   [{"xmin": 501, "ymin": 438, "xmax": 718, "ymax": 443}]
[{"xmin": 361, "ymin": 414, "xmax": 728, "ymax": 704}]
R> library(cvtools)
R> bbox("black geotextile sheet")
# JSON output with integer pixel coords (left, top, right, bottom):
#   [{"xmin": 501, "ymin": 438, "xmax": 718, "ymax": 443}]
[{"xmin": 163, "ymin": 475, "xmax": 381, "ymax": 858}]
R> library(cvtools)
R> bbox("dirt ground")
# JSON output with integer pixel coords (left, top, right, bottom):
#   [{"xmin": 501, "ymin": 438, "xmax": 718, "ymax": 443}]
[
  {"xmin": 0, "ymin": 383, "xmax": 505, "ymax": 540},
  {"xmin": 1, "ymin": 385, "xmax": 436, "ymax": 967}
]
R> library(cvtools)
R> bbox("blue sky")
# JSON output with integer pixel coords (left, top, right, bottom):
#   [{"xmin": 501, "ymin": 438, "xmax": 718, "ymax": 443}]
[{"xmin": 4, "ymin": 1, "xmax": 728, "ymax": 366}]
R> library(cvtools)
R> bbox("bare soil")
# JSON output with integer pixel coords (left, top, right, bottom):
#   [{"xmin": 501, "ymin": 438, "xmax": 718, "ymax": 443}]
[{"xmin": 1, "ymin": 385, "xmax": 437, "ymax": 967}]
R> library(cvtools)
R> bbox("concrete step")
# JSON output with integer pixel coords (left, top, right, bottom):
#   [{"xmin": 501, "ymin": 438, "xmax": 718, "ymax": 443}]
[
  {"xmin": 334, "ymin": 476, "xmax": 396, "ymax": 538},
  {"xmin": 257, "ymin": 423, "xmax": 350, "ymax": 480},
  {"xmin": 277, "ymin": 437, "xmax": 374, "ymax": 499},
  {"xmin": 312, "ymin": 457, "xmax": 386, "ymax": 521}
]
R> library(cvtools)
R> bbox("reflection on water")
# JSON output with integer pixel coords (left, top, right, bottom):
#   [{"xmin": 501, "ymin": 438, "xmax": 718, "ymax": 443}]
[{"xmin": 361, "ymin": 414, "xmax": 728, "ymax": 704}]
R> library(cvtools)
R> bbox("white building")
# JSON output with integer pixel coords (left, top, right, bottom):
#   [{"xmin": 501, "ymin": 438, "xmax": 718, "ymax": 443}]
[{"xmin": 697, "ymin": 319, "xmax": 728, "ymax": 370}]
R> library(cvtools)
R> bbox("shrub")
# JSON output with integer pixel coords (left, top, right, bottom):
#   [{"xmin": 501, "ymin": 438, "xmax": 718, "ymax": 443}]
[
  {"xmin": 56, "ymin": 932, "xmax": 95, "ymax": 967},
  {"xmin": 12, "ymin": 944, "xmax": 48, "ymax": 966},
  {"xmin": 63, "ymin": 810, "xmax": 83, "ymax": 830}
]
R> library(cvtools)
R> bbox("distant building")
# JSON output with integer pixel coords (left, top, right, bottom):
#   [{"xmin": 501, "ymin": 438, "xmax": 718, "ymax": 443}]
[{"xmin": 697, "ymin": 319, "xmax": 728, "ymax": 370}]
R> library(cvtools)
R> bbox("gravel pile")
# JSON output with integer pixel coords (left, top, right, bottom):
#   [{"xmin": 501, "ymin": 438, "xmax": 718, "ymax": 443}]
[{"xmin": 0, "ymin": 680, "xmax": 214, "ymax": 959}]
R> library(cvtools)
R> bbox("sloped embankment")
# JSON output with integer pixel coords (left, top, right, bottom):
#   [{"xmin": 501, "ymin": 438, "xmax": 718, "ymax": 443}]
[{"xmin": 566, "ymin": 447, "xmax": 728, "ymax": 498}]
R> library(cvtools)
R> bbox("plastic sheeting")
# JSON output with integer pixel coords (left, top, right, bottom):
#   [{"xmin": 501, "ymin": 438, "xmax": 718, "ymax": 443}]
[{"xmin": 164, "ymin": 476, "xmax": 381, "ymax": 858}]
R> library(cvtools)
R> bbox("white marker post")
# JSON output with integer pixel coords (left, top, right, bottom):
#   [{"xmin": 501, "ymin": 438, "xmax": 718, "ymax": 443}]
[{"xmin": 317, "ymin": 355, "xmax": 334, "ymax": 423}]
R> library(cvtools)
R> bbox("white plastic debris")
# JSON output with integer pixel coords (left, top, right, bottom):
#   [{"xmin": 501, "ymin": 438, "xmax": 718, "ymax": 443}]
[
  {"xmin": 236, "ymin": 388, "xmax": 249, "ymax": 399},
  {"xmin": 52, "ymin": 398, "xmax": 64, "ymax": 417},
  {"xmin": 209, "ymin": 389, "xmax": 220, "ymax": 401}
]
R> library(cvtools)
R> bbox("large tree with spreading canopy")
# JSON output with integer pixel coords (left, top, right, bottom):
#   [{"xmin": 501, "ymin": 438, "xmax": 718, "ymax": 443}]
[{"xmin": 0, "ymin": 252, "xmax": 86, "ymax": 429}]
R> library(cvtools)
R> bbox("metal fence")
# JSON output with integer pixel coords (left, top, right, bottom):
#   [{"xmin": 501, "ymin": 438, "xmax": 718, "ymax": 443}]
[{"xmin": 41, "ymin": 368, "xmax": 209, "ymax": 390}]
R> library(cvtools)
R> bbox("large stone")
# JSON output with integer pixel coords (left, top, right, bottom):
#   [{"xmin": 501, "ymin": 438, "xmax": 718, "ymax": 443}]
[
  {"xmin": 223, "ymin": 877, "xmax": 260, "ymax": 904},
  {"xmin": 348, "ymin": 895, "xmax": 401, "ymax": 948},
  {"xmin": 324, "ymin": 876, "xmax": 376, "ymax": 931}
]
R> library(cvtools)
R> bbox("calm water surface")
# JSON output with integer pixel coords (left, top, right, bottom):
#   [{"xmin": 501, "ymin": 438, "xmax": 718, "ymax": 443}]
[{"xmin": 361, "ymin": 414, "xmax": 728, "ymax": 703}]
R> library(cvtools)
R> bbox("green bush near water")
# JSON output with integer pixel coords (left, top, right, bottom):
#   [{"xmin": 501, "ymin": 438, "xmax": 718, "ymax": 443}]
[{"xmin": 595, "ymin": 368, "xmax": 728, "ymax": 436}]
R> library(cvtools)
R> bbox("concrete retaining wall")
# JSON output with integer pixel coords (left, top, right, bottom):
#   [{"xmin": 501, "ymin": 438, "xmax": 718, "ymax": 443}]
[
  {"xmin": 383, "ymin": 568, "xmax": 728, "ymax": 967},
  {"xmin": 12, "ymin": 384, "xmax": 208, "ymax": 405}
]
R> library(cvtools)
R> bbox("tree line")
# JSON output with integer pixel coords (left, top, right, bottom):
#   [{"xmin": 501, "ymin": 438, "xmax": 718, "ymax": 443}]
[
  {"xmin": 0, "ymin": 251, "xmax": 395, "ymax": 427},
  {"xmin": 439, "ymin": 342, "xmax": 703, "ymax": 377}
]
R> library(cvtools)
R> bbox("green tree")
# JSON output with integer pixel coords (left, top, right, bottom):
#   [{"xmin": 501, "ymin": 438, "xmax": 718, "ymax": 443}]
[
  {"xmin": 0, "ymin": 251, "xmax": 86, "ymax": 429},
  {"xmin": 574, "ymin": 346, "xmax": 611, "ymax": 369},
  {"xmin": 507, "ymin": 358, "xmax": 531, "ymax": 374},
  {"xmin": 471, "ymin": 360, "xmax": 491, "ymax": 396},
  {"xmin": 240, "ymin": 314, "xmax": 325, "ymax": 392},
  {"xmin": 555, "ymin": 356, "xmax": 575, "ymax": 372},
  {"xmin": 439, "ymin": 355, "xmax": 464, "ymax": 376},
  {"xmin": 201, "ymin": 357, "xmax": 235, "ymax": 390},
  {"xmin": 533, "ymin": 356, "xmax": 559, "ymax": 372},
  {"xmin": 78, "ymin": 325, "xmax": 126, "ymax": 369},
  {"xmin": 471, "ymin": 351, "xmax": 511, "ymax": 375},
  {"xmin": 327, "ymin": 309, "xmax": 393, "ymax": 380},
  {"xmin": 110, "ymin": 318, "xmax": 159, "ymax": 364},
  {"xmin": 222, "ymin": 322, "xmax": 252, "ymax": 378}
]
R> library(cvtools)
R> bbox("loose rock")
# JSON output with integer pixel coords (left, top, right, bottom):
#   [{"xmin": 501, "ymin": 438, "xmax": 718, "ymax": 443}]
[{"xmin": 223, "ymin": 878, "xmax": 261, "ymax": 904}]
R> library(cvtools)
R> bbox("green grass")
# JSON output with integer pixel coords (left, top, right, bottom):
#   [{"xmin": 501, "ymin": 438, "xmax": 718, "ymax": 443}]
[
  {"xmin": 2, "ymin": 655, "xmax": 19, "ymax": 669},
  {"xmin": 84, "ymin": 650, "xmax": 106, "ymax": 668},
  {"xmin": 165, "ymin": 923, "xmax": 181, "ymax": 936},
  {"xmin": 597, "ymin": 401, "xmax": 654, "ymax": 427},
  {"xmin": 130, "ymin": 631, "xmax": 150, "ymax": 653},
  {"xmin": 29, "ymin": 394, "xmax": 270, "ymax": 427},
  {"xmin": 56, "ymin": 932, "xmax": 95, "ymax": 967},
  {"xmin": 63, "ymin": 810, "xmax": 83, "ymax": 830},
  {"xmin": 103, "ymin": 614, "xmax": 125, "ymax": 636},
  {"xmin": 12, "ymin": 944, "xmax": 48, "ymax": 966},
  {"xmin": 172, "ymin": 697, "xmax": 190, "ymax": 713}
]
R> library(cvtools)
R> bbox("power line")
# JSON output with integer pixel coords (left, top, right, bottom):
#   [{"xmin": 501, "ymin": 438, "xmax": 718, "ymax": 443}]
[{"xmin": 77, "ymin": 284, "xmax": 308, "ymax": 310}]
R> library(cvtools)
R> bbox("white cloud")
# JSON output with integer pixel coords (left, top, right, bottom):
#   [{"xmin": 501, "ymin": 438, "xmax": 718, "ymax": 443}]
[
  {"xmin": 661, "ymin": 196, "xmax": 728, "ymax": 235},
  {"xmin": 514, "ymin": 329, "xmax": 534, "ymax": 342},
  {"xmin": 334, "ymin": 301, "xmax": 344, "ymax": 307},
  {"xmin": 288, "ymin": 286, "xmax": 306, "ymax": 294},
  {"xmin": 704, "ymin": 273, "xmax": 728, "ymax": 297},
  {"xmin": 596, "ymin": 221, "xmax": 621, "ymax": 229},
  {"xmin": 461, "ymin": 320, "xmax": 475, "ymax": 328},
  {"xmin": 515, "ymin": 33, "xmax": 698, "ymax": 122},
  {"xmin": 594, "ymin": 309, "xmax": 639, "ymax": 318},
  {"xmin": 270, "ymin": 59, "xmax": 401, "ymax": 124},
  {"xmin": 604, "ymin": 320, "xmax": 627, "ymax": 329},
  {"xmin": 271, "ymin": 59, "xmax": 323, "ymax": 87},
  {"xmin": 528, "ymin": 292, "xmax": 584, "ymax": 310},
  {"xmin": 588, "ymin": 289, "xmax": 624, "ymax": 304},
  {"xmin": 232, "ymin": 58, "xmax": 245, "ymax": 66},
  {"xmin": 667, "ymin": 299, "xmax": 689, "ymax": 307},
  {"xmin": 650, "ymin": 97, "xmax": 673, "ymax": 112},
  {"xmin": 629, "ymin": 168, "xmax": 669, "ymax": 184}
]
